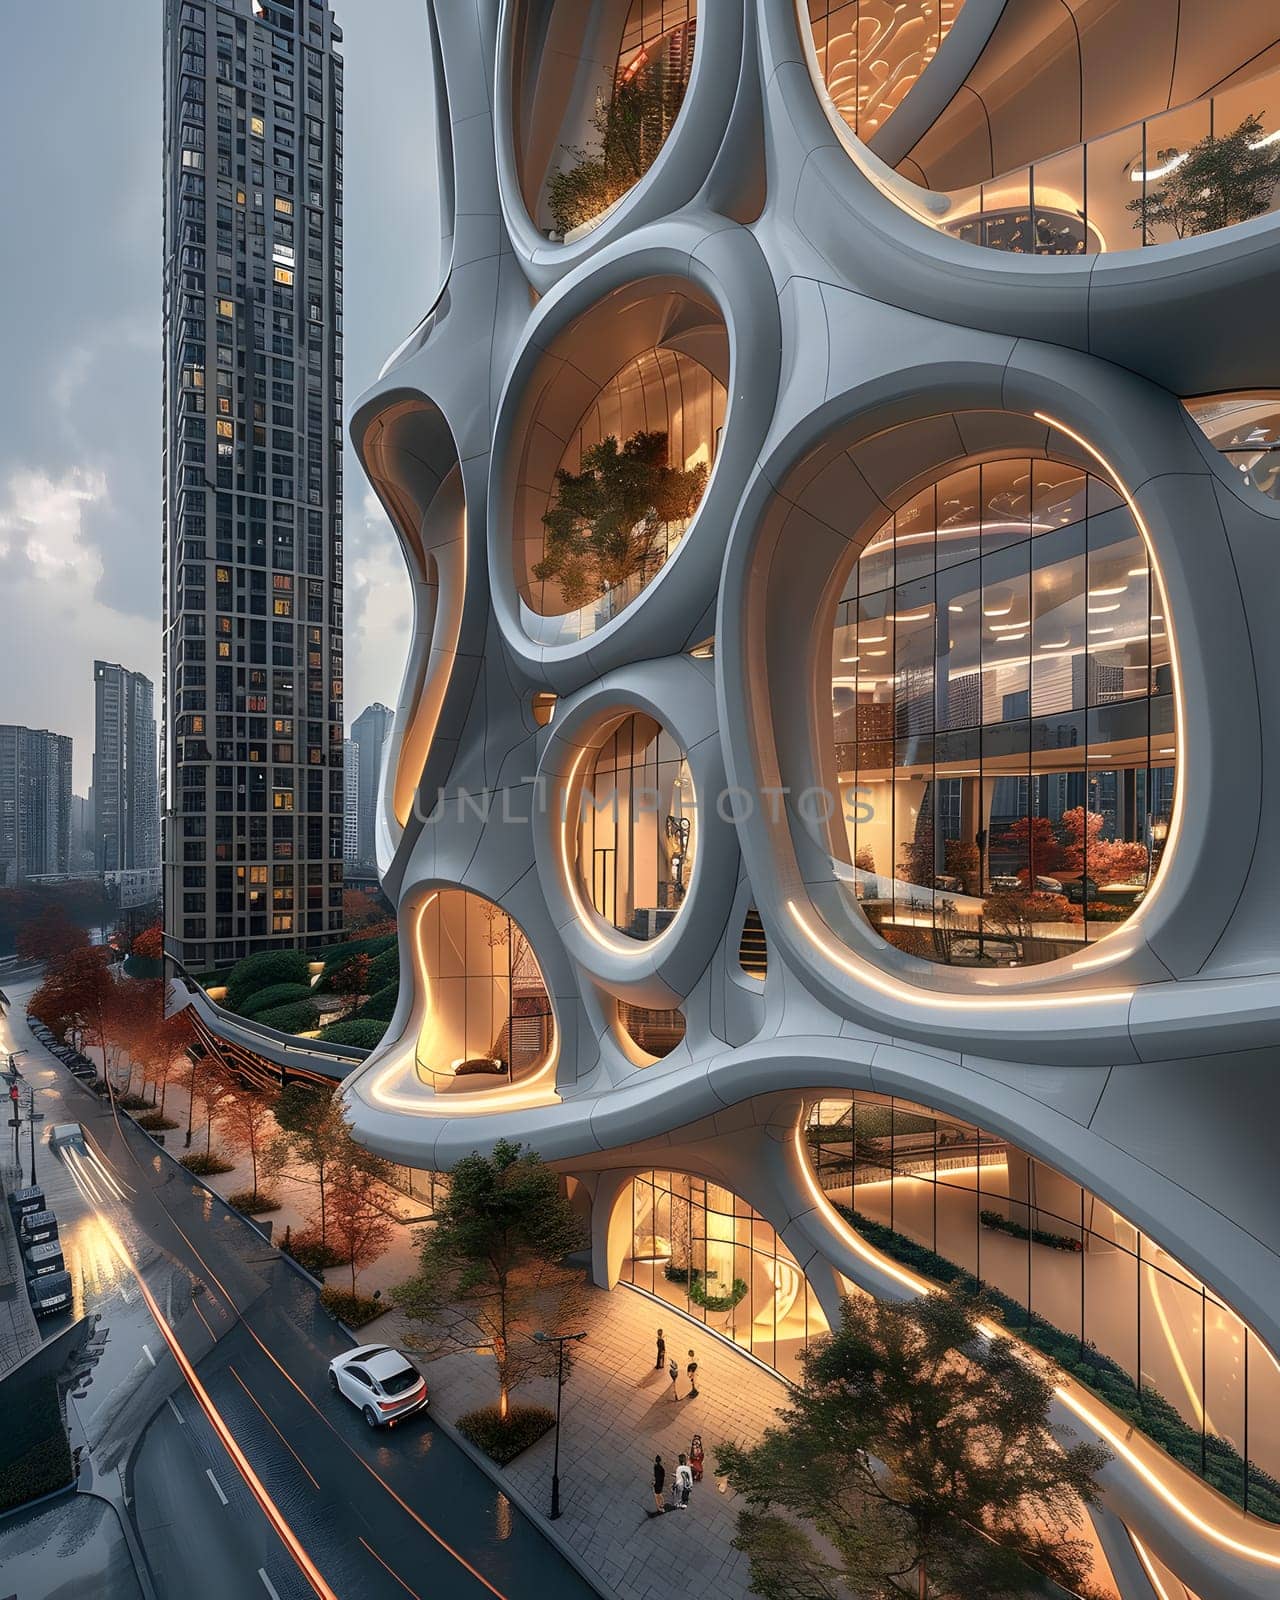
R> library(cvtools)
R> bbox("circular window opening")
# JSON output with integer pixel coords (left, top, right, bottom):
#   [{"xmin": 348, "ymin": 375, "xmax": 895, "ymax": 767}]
[
  {"xmin": 513, "ymin": 279, "xmax": 727, "ymax": 645},
  {"xmin": 575, "ymin": 713, "xmax": 696, "ymax": 941},
  {"xmin": 829, "ymin": 456, "xmax": 1177, "ymax": 967},
  {"xmin": 413, "ymin": 890, "xmax": 555, "ymax": 1092},
  {"xmin": 618, "ymin": 1000, "xmax": 687, "ymax": 1059},
  {"xmin": 514, "ymin": 1, "xmax": 698, "ymax": 241}
]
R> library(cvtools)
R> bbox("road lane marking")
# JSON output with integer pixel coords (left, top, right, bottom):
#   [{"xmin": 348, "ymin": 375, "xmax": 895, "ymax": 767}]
[
  {"xmin": 259, "ymin": 1571, "xmax": 281, "ymax": 1599},
  {"xmin": 142, "ymin": 1343, "xmax": 156, "ymax": 1368},
  {"xmin": 358, "ymin": 1537, "xmax": 424, "ymax": 1600},
  {"xmin": 228, "ymin": 1366, "xmax": 321, "ymax": 1492},
  {"xmin": 167, "ymin": 1396, "xmax": 184, "ymax": 1425},
  {"xmin": 206, "ymin": 1468, "xmax": 229, "ymax": 1506}
]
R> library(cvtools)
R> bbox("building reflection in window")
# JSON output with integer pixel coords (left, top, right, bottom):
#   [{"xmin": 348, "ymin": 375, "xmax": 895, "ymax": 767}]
[
  {"xmin": 413, "ymin": 890, "xmax": 554, "ymax": 1091},
  {"xmin": 805, "ymin": 1093, "xmax": 1280, "ymax": 1520},
  {"xmin": 577, "ymin": 714, "xmax": 696, "ymax": 940},
  {"xmin": 830, "ymin": 456, "xmax": 1176, "ymax": 967},
  {"xmin": 1184, "ymin": 392, "xmax": 1280, "ymax": 502},
  {"xmin": 624, "ymin": 1170, "xmax": 827, "ymax": 1381},
  {"xmin": 617, "ymin": 1000, "xmax": 686, "ymax": 1060}
]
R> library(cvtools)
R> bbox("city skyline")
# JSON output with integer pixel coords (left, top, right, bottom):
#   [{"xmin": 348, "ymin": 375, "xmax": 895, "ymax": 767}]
[{"xmin": 0, "ymin": 1, "xmax": 437, "ymax": 794}]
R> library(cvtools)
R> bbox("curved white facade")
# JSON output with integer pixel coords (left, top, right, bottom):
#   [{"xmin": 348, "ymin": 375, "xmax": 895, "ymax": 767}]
[{"xmin": 339, "ymin": 6, "xmax": 1280, "ymax": 1595}]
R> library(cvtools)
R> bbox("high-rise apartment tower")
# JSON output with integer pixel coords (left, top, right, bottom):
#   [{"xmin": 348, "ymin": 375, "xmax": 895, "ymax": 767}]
[
  {"xmin": 161, "ymin": 0, "xmax": 345, "ymax": 971},
  {"xmin": 93, "ymin": 661, "xmax": 159, "ymax": 873}
]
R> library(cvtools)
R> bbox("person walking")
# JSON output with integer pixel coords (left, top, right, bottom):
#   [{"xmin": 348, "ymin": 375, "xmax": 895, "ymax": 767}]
[
  {"xmin": 685, "ymin": 1348, "xmax": 699, "ymax": 1398},
  {"xmin": 675, "ymin": 1453, "xmax": 693, "ymax": 1509},
  {"xmin": 655, "ymin": 1326, "xmax": 665, "ymax": 1371},
  {"xmin": 667, "ymin": 1354, "xmax": 680, "ymax": 1399},
  {"xmin": 689, "ymin": 1434, "xmax": 704, "ymax": 1483},
  {"xmin": 651, "ymin": 1454, "xmax": 667, "ymax": 1515}
]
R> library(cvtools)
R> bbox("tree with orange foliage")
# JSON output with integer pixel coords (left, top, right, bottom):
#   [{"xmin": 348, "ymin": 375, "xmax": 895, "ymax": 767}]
[
  {"xmin": 341, "ymin": 889, "xmax": 392, "ymax": 932},
  {"xmin": 328, "ymin": 1157, "xmax": 396, "ymax": 1295},
  {"xmin": 331, "ymin": 953, "xmax": 370, "ymax": 1019},
  {"xmin": 132, "ymin": 923, "xmax": 164, "ymax": 961},
  {"xmin": 1058, "ymin": 806, "xmax": 1148, "ymax": 884},
  {"xmin": 16, "ymin": 905, "xmax": 89, "ymax": 966},
  {"xmin": 216, "ymin": 1079, "xmax": 279, "ymax": 1206}
]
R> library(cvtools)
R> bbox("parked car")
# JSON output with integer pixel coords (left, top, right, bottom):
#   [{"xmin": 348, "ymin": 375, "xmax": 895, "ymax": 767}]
[
  {"xmin": 23, "ymin": 1239, "xmax": 66, "ymax": 1279},
  {"xmin": 1061, "ymin": 875, "xmax": 1101, "ymax": 904},
  {"xmin": 328, "ymin": 1345, "xmax": 428, "ymax": 1428},
  {"xmin": 19, "ymin": 1210, "xmax": 59, "ymax": 1248},
  {"xmin": 7, "ymin": 1186, "xmax": 45, "ymax": 1220},
  {"xmin": 27, "ymin": 1269, "xmax": 73, "ymax": 1319}
]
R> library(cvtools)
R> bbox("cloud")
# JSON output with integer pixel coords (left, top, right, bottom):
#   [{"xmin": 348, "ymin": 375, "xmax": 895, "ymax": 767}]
[
  {"xmin": 0, "ymin": 465, "xmax": 159, "ymax": 791},
  {"xmin": 344, "ymin": 491, "xmax": 412, "ymax": 723}
]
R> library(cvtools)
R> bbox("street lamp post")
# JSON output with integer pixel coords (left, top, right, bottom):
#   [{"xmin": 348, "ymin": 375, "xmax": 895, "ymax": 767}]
[{"xmin": 531, "ymin": 1328, "xmax": 586, "ymax": 1520}]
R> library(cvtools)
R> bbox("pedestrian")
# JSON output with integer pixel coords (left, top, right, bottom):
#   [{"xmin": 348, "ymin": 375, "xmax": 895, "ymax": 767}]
[
  {"xmin": 689, "ymin": 1433, "xmax": 704, "ymax": 1483},
  {"xmin": 667, "ymin": 1354, "xmax": 680, "ymax": 1398},
  {"xmin": 655, "ymin": 1326, "xmax": 665, "ymax": 1371},
  {"xmin": 686, "ymin": 1348, "xmax": 699, "ymax": 1398},
  {"xmin": 651, "ymin": 1453, "xmax": 667, "ymax": 1515},
  {"xmin": 675, "ymin": 1453, "xmax": 693, "ymax": 1509}
]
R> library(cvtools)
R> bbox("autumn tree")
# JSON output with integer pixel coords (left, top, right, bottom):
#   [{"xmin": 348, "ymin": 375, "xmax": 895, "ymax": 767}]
[
  {"xmin": 717, "ymin": 1289, "xmax": 1110, "ymax": 1600},
  {"xmin": 328, "ymin": 1158, "xmax": 396, "ymax": 1296},
  {"xmin": 981, "ymin": 890, "xmax": 1077, "ymax": 939},
  {"xmin": 330, "ymin": 953, "xmax": 371, "ymax": 1020},
  {"xmin": 185, "ymin": 1053, "xmax": 233, "ymax": 1153},
  {"xmin": 533, "ymin": 430, "xmax": 706, "ymax": 611},
  {"xmin": 16, "ymin": 904, "xmax": 89, "ymax": 966},
  {"xmin": 216, "ymin": 1080, "xmax": 279, "ymax": 1205},
  {"xmin": 395, "ymin": 1139, "xmax": 587, "ymax": 1420},
  {"xmin": 1058, "ymin": 807, "xmax": 1147, "ymax": 885},
  {"xmin": 341, "ymin": 889, "xmax": 392, "ymax": 931},
  {"xmin": 271, "ymin": 1083, "xmax": 362, "ymax": 1247}
]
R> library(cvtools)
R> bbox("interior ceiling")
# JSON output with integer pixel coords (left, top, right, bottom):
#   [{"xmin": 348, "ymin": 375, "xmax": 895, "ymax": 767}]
[{"xmin": 898, "ymin": 0, "xmax": 1280, "ymax": 191}]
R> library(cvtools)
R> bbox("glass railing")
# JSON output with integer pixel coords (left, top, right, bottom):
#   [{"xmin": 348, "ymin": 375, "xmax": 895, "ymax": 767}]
[{"xmin": 933, "ymin": 68, "xmax": 1280, "ymax": 256}]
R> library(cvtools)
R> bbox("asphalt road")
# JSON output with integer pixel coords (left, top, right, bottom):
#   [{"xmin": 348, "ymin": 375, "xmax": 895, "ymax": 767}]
[{"xmin": 1, "ymin": 983, "xmax": 597, "ymax": 1600}]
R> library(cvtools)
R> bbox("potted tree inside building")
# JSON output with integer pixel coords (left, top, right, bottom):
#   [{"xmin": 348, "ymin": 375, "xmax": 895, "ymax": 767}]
[
  {"xmin": 1128, "ymin": 112, "xmax": 1280, "ymax": 243},
  {"xmin": 534, "ymin": 429, "xmax": 707, "ymax": 625}
]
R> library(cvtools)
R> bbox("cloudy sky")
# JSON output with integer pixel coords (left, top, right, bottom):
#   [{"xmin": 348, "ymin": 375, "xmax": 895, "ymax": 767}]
[{"xmin": 0, "ymin": 2, "xmax": 440, "ymax": 793}]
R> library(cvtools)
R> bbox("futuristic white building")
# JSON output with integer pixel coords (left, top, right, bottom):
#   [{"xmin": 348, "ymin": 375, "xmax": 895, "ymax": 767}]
[{"xmin": 336, "ymin": 5, "xmax": 1280, "ymax": 1595}]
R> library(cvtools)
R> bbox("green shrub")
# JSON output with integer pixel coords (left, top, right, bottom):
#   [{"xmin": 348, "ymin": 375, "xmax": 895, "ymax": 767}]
[
  {"xmin": 112, "ymin": 1091, "xmax": 151, "ymax": 1111},
  {"xmin": 0, "ymin": 1378, "xmax": 72, "ymax": 1513},
  {"xmin": 832, "ymin": 1202, "xmax": 1280, "ymax": 1523},
  {"xmin": 366, "ymin": 945, "xmax": 400, "ymax": 991},
  {"xmin": 318, "ymin": 933, "xmax": 397, "ymax": 983},
  {"xmin": 228, "ymin": 1188, "xmax": 281, "ymax": 1214},
  {"xmin": 251, "ymin": 999, "xmax": 321, "ymax": 1035},
  {"xmin": 239, "ymin": 981, "xmax": 315, "ymax": 1019},
  {"xmin": 225, "ymin": 948, "xmax": 311, "ymax": 1012},
  {"xmin": 355, "ymin": 986, "xmax": 399, "ymax": 1024},
  {"xmin": 134, "ymin": 1111, "xmax": 179, "ymax": 1131},
  {"xmin": 317, "ymin": 1019, "xmax": 387, "ymax": 1049},
  {"xmin": 979, "ymin": 1207, "xmax": 1082, "ymax": 1252},
  {"xmin": 320, "ymin": 1286, "xmax": 384, "ymax": 1327},
  {"xmin": 180, "ymin": 1151, "xmax": 235, "ymax": 1175},
  {"xmin": 457, "ymin": 1403, "xmax": 556, "ymax": 1464}
]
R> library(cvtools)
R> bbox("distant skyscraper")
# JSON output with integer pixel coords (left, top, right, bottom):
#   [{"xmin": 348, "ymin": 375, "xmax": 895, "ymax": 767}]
[
  {"xmin": 0, "ymin": 726, "xmax": 73, "ymax": 885},
  {"xmin": 161, "ymin": 0, "xmax": 345, "ymax": 970},
  {"xmin": 93, "ymin": 661, "xmax": 159, "ymax": 874},
  {"xmin": 350, "ymin": 702, "xmax": 392, "ymax": 868},
  {"xmin": 70, "ymin": 795, "xmax": 95, "ymax": 872},
  {"xmin": 342, "ymin": 736, "xmax": 359, "ymax": 864}
]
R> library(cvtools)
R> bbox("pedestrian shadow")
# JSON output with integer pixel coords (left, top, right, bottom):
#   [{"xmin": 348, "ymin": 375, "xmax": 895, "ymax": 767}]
[{"xmin": 636, "ymin": 1368, "xmax": 664, "ymax": 1390}]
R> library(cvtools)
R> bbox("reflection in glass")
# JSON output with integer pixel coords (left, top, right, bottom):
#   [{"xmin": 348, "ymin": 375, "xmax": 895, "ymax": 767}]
[
  {"xmin": 806, "ymin": 1, "xmax": 967, "ymax": 144},
  {"xmin": 413, "ymin": 890, "xmax": 554, "ymax": 1091},
  {"xmin": 617, "ymin": 1000, "xmax": 687, "ymax": 1059},
  {"xmin": 577, "ymin": 714, "xmax": 696, "ymax": 940},
  {"xmin": 805, "ymin": 1094, "xmax": 1280, "ymax": 1520},
  {"xmin": 830, "ymin": 456, "xmax": 1175, "ymax": 968},
  {"xmin": 624, "ymin": 1169, "xmax": 827, "ymax": 1381}
]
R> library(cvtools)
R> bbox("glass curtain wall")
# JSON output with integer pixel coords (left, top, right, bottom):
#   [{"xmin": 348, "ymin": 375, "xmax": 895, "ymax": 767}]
[
  {"xmin": 577, "ymin": 713, "xmax": 697, "ymax": 940},
  {"xmin": 934, "ymin": 67, "xmax": 1280, "ymax": 255},
  {"xmin": 831, "ymin": 455, "xmax": 1176, "ymax": 967},
  {"xmin": 521, "ymin": 346, "xmax": 724, "ymax": 643},
  {"xmin": 413, "ymin": 890, "xmax": 554, "ymax": 1087},
  {"xmin": 805, "ymin": 1094, "xmax": 1280, "ymax": 1520},
  {"xmin": 1184, "ymin": 392, "xmax": 1280, "ymax": 502},
  {"xmin": 624, "ymin": 1169, "xmax": 827, "ymax": 1381}
]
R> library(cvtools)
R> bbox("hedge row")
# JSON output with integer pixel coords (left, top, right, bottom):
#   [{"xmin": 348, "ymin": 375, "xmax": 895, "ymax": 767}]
[
  {"xmin": 353, "ymin": 985, "xmax": 398, "ymax": 1024},
  {"xmin": 238, "ymin": 981, "xmax": 315, "ymax": 1018},
  {"xmin": 251, "ymin": 999, "xmax": 321, "ymax": 1035},
  {"xmin": 225, "ymin": 948, "xmax": 311, "ymax": 1012},
  {"xmin": 366, "ymin": 944, "xmax": 400, "ymax": 991},
  {"xmin": 832, "ymin": 1202, "xmax": 1280, "ymax": 1523},
  {"xmin": 0, "ymin": 1378, "xmax": 72, "ymax": 1514},
  {"xmin": 317, "ymin": 932, "xmax": 397, "ymax": 980},
  {"xmin": 317, "ymin": 1018, "xmax": 387, "ymax": 1050}
]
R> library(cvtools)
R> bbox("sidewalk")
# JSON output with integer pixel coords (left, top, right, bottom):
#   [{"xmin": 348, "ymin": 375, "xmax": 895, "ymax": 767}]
[{"xmin": 369, "ymin": 1280, "xmax": 789, "ymax": 1600}]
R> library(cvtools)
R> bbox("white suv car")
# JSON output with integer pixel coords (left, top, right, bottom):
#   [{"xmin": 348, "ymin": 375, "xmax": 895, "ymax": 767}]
[{"xmin": 328, "ymin": 1345, "xmax": 428, "ymax": 1428}]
